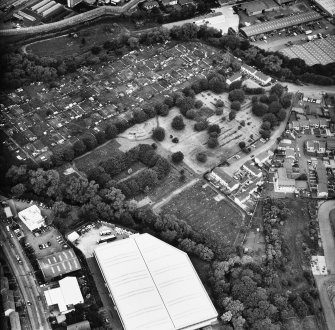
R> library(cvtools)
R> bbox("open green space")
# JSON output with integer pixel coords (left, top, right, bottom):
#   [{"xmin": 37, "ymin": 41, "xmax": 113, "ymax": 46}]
[
  {"xmin": 160, "ymin": 180, "xmax": 244, "ymax": 246},
  {"xmin": 26, "ymin": 22, "xmax": 126, "ymax": 59}
]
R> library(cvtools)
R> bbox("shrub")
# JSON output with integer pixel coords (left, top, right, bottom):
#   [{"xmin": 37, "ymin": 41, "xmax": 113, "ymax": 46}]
[
  {"xmin": 196, "ymin": 152, "xmax": 207, "ymax": 163},
  {"xmin": 229, "ymin": 111, "xmax": 236, "ymax": 120},
  {"xmin": 239, "ymin": 141, "xmax": 246, "ymax": 149},
  {"xmin": 228, "ymin": 89, "xmax": 245, "ymax": 103},
  {"xmin": 231, "ymin": 100, "xmax": 241, "ymax": 111},
  {"xmin": 152, "ymin": 127, "xmax": 165, "ymax": 141},
  {"xmin": 171, "ymin": 151, "xmax": 184, "ymax": 163},
  {"xmin": 194, "ymin": 120, "xmax": 208, "ymax": 131},
  {"xmin": 186, "ymin": 109, "xmax": 197, "ymax": 119},
  {"xmin": 215, "ymin": 108, "xmax": 223, "ymax": 115},
  {"xmin": 194, "ymin": 100, "xmax": 203, "ymax": 109},
  {"xmin": 208, "ymin": 124, "xmax": 221, "ymax": 134},
  {"xmin": 208, "ymin": 137, "xmax": 219, "ymax": 148},
  {"xmin": 171, "ymin": 115, "xmax": 185, "ymax": 130},
  {"xmin": 216, "ymin": 99, "xmax": 224, "ymax": 107}
]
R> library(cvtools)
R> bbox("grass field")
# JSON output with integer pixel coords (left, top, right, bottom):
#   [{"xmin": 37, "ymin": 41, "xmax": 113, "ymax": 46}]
[
  {"xmin": 160, "ymin": 180, "xmax": 245, "ymax": 246},
  {"xmin": 74, "ymin": 139, "xmax": 121, "ymax": 173}
]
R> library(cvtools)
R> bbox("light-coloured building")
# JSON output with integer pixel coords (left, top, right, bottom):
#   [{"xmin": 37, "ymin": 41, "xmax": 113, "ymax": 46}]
[
  {"xmin": 3, "ymin": 289, "xmax": 15, "ymax": 316},
  {"xmin": 210, "ymin": 167, "xmax": 240, "ymax": 192},
  {"xmin": 243, "ymin": 160, "xmax": 262, "ymax": 178},
  {"xmin": 18, "ymin": 205, "xmax": 45, "ymax": 232},
  {"xmin": 316, "ymin": 161, "xmax": 328, "ymax": 198},
  {"xmin": 4, "ymin": 206, "xmax": 13, "ymax": 218},
  {"xmin": 9, "ymin": 312, "xmax": 21, "ymax": 330},
  {"xmin": 44, "ymin": 277, "xmax": 84, "ymax": 315},
  {"xmin": 274, "ymin": 168, "xmax": 296, "ymax": 193},
  {"xmin": 161, "ymin": 0, "xmax": 178, "ymax": 5},
  {"xmin": 314, "ymin": 0, "xmax": 335, "ymax": 16},
  {"xmin": 67, "ymin": 320, "xmax": 91, "ymax": 330},
  {"xmin": 66, "ymin": 231, "xmax": 80, "ymax": 243},
  {"xmin": 226, "ymin": 72, "xmax": 242, "ymax": 85},
  {"xmin": 254, "ymin": 150, "xmax": 273, "ymax": 167},
  {"xmin": 94, "ymin": 233, "xmax": 218, "ymax": 330}
]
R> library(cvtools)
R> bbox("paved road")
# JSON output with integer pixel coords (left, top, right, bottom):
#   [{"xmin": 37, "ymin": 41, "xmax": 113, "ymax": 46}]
[
  {"xmin": 0, "ymin": 223, "xmax": 50, "ymax": 330},
  {"xmin": 318, "ymin": 201, "xmax": 335, "ymax": 274},
  {"xmin": 314, "ymin": 275, "xmax": 335, "ymax": 330}
]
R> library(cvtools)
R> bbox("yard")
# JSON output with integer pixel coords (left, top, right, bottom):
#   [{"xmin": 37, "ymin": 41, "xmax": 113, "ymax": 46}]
[
  {"xmin": 160, "ymin": 180, "xmax": 245, "ymax": 246},
  {"xmin": 285, "ymin": 315, "xmax": 322, "ymax": 330}
]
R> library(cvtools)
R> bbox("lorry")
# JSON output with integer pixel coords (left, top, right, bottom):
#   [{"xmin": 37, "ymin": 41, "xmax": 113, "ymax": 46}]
[{"xmin": 305, "ymin": 30, "xmax": 312, "ymax": 35}]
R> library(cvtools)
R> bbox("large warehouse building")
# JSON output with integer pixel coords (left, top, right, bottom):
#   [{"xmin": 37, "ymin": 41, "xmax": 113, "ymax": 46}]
[
  {"xmin": 314, "ymin": 0, "xmax": 335, "ymax": 16},
  {"xmin": 94, "ymin": 234, "xmax": 218, "ymax": 330},
  {"xmin": 241, "ymin": 10, "xmax": 322, "ymax": 37}
]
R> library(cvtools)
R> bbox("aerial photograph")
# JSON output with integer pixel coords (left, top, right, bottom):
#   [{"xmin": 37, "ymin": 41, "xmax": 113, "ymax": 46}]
[{"xmin": 0, "ymin": 0, "xmax": 335, "ymax": 329}]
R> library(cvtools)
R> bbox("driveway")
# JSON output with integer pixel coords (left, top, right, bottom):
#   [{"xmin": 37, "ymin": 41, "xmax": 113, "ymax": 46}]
[{"xmin": 318, "ymin": 201, "xmax": 335, "ymax": 274}]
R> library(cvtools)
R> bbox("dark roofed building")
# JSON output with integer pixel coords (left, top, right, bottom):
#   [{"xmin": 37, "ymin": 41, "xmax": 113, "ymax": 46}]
[
  {"xmin": 241, "ymin": 0, "xmax": 278, "ymax": 16},
  {"xmin": 327, "ymin": 140, "xmax": 335, "ymax": 151},
  {"xmin": 178, "ymin": 0, "xmax": 195, "ymax": 5},
  {"xmin": 37, "ymin": 249, "xmax": 81, "ymax": 281},
  {"xmin": 67, "ymin": 320, "xmax": 91, "ymax": 330}
]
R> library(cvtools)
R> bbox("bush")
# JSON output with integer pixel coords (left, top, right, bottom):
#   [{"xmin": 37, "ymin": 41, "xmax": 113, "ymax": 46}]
[
  {"xmin": 171, "ymin": 151, "xmax": 184, "ymax": 163},
  {"xmin": 171, "ymin": 115, "xmax": 185, "ymax": 130},
  {"xmin": 231, "ymin": 100, "xmax": 241, "ymax": 111},
  {"xmin": 194, "ymin": 120, "xmax": 208, "ymax": 131},
  {"xmin": 216, "ymin": 99, "xmax": 224, "ymax": 107},
  {"xmin": 215, "ymin": 108, "xmax": 223, "ymax": 115},
  {"xmin": 252, "ymin": 102, "xmax": 268, "ymax": 117},
  {"xmin": 228, "ymin": 89, "xmax": 245, "ymax": 103},
  {"xmin": 208, "ymin": 124, "xmax": 221, "ymax": 134},
  {"xmin": 186, "ymin": 109, "xmax": 197, "ymax": 119},
  {"xmin": 208, "ymin": 137, "xmax": 219, "ymax": 148},
  {"xmin": 196, "ymin": 152, "xmax": 207, "ymax": 163},
  {"xmin": 194, "ymin": 100, "xmax": 203, "ymax": 109},
  {"xmin": 239, "ymin": 141, "xmax": 246, "ymax": 149},
  {"xmin": 229, "ymin": 111, "xmax": 236, "ymax": 120},
  {"xmin": 152, "ymin": 127, "xmax": 165, "ymax": 141}
]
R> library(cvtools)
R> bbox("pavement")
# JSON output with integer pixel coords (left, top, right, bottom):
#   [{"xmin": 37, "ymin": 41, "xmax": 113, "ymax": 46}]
[
  {"xmin": 0, "ymin": 222, "xmax": 51, "ymax": 330},
  {"xmin": 318, "ymin": 201, "xmax": 335, "ymax": 274}
]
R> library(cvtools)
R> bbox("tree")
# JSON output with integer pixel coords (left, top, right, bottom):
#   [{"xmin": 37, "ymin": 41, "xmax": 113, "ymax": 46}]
[
  {"xmin": 260, "ymin": 129, "xmax": 271, "ymax": 139},
  {"xmin": 51, "ymin": 201, "xmax": 68, "ymax": 217},
  {"xmin": 196, "ymin": 152, "xmax": 207, "ymax": 163},
  {"xmin": 176, "ymin": 96, "xmax": 195, "ymax": 116},
  {"xmin": 229, "ymin": 80, "xmax": 242, "ymax": 91},
  {"xmin": 143, "ymin": 105, "xmax": 157, "ymax": 118},
  {"xmin": 216, "ymin": 99, "xmax": 224, "ymax": 107},
  {"xmin": 261, "ymin": 121, "xmax": 271, "ymax": 130},
  {"xmin": 62, "ymin": 146, "xmax": 75, "ymax": 161},
  {"xmin": 208, "ymin": 124, "xmax": 221, "ymax": 134},
  {"xmin": 277, "ymin": 109, "xmax": 286, "ymax": 121},
  {"xmin": 82, "ymin": 133, "xmax": 97, "ymax": 151},
  {"xmin": 263, "ymin": 113, "xmax": 278, "ymax": 127},
  {"xmin": 194, "ymin": 100, "xmax": 203, "ymax": 109},
  {"xmin": 171, "ymin": 115, "xmax": 185, "ymax": 130},
  {"xmin": 133, "ymin": 110, "xmax": 148, "ymax": 123},
  {"xmin": 63, "ymin": 177, "xmax": 99, "ymax": 204},
  {"xmin": 11, "ymin": 183, "xmax": 26, "ymax": 197},
  {"xmin": 171, "ymin": 151, "xmax": 184, "ymax": 163},
  {"xmin": 229, "ymin": 89, "xmax": 245, "ymax": 103},
  {"xmin": 194, "ymin": 120, "xmax": 208, "ymax": 131},
  {"xmin": 152, "ymin": 127, "xmax": 165, "ymax": 141},
  {"xmin": 281, "ymin": 93, "xmax": 292, "ymax": 108},
  {"xmin": 105, "ymin": 124, "xmax": 118, "ymax": 139},
  {"xmin": 259, "ymin": 95, "xmax": 269, "ymax": 104},
  {"xmin": 269, "ymin": 101, "xmax": 282, "ymax": 114},
  {"xmin": 128, "ymin": 36, "xmax": 139, "ymax": 49},
  {"xmin": 216, "ymin": 108, "xmax": 223, "ymax": 115},
  {"xmin": 29, "ymin": 168, "xmax": 60, "ymax": 197},
  {"xmin": 186, "ymin": 109, "xmax": 197, "ymax": 119},
  {"xmin": 231, "ymin": 100, "xmax": 241, "ymax": 111},
  {"xmin": 252, "ymin": 102, "xmax": 268, "ymax": 117},
  {"xmin": 209, "ymin": 77, "xmax": 226, "ymax": 94},
  {"xmin": 208, "ymin": 137, "xmax": 219, "ymax": 148},
  {"xmin": 6, "ymin": 165, "xmax": 28, "ymax": 185},
  {"xmin": 239, "ymin": 141, "xmax": 246, "ymax": 149},
  {"xmin": 270, "ymin": 83, "xmax": 285, "ymax": 97},
  {"xmin": 229, "ymin": 111, "xmax": 236, "ymax": 120},
  {"xmin": 73, "ymin": 140, "xmax": 86, "ymax": 156}
]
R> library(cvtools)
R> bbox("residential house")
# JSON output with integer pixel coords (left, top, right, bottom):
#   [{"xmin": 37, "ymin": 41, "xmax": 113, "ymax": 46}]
[
  {"xmin": 254, "ymin": 71, "xmax": 271, "ymax": 85},
  {"xmin": 254, "ymin": 150, "xmax": 273, "ymax": 167},
  {"xmin": 306, "ymin": 140, "xmax": 326, "ymax": 155},
  {"xmin": 316, "ymin": 161, "xmax": 328, "ymax": 198},
  {"xmin": 178, "ymin": 0, "xmax": 195, "ymax": 5},
  {"xmin": 243, "ymin": 160, "xmax": 262, "ymax": 178},
  {"xmin": 291, "ymin": 121, "xmax": 300, "ymax": 130},
  {"xmin": 278, "ymin": 139, "xmax": 292, "ymax": 150},
  {"xmin": 327, "ymin": 140, "xmax": 335, "ymax": 151},
  {"xmin": 161, "ymin": 0, "xmax": 177, "ymax": 5},
  {"xmin": 274, "ymin": 168, "xmax": 296, "ymax": 193},
  {"xmin": 226, "ymin": 72, "xmax": 242, "ymax": 85},
  {"xmin": 143, "ymin": 0, "xmax": 159, "ymax": 9},
  {"xmin": 300, "ymin": 120, "xmax": 310, "ymax": 129},
  {"xmin": 210, "ymin": 167, "xmax": 240, "ymax": 192},
  {"xmin": 309, "ymin": 118, "xmax": 320, "ymax": 128},
  {"xmin": 319, "ymin": 118, "xmax": 329, "ymax": 128},
  {"xmin": 241, "ymin": 64, "xmax": 257, "ymax": 76}
]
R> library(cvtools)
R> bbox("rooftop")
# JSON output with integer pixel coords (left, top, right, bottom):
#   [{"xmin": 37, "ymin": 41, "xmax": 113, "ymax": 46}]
[
  {"xmin": 18, "ymin": 205, "xmax": 45, "ymax": 232},
  {"xmin": 38, "ymin": 249, "xmax": 81, "ymax": 281},
  {"xmin": 94, "ymin": 233, "xmax": 218, "ymax": 330}
]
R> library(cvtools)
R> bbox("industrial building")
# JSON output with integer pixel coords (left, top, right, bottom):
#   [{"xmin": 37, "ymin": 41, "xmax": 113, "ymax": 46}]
[
  {"xmin": 240, "ymin": 11, "xmax": 322, "ymax": 37},
  {"xmin": 94, "ymin": 233, "xmax": 218, "ymax": 330},
  {"xmin": 37, "ymin": 249, "xmax": 81, "ymax": 281},
  {"xmin": 314, "ymin": 0, "xmax": 335, "ymax": 16},
  {"xmin": 241, "ymin": 0, "xmax": 279, "ymax": 16},
  {"xmin": 44, "ymin": 277, "xmax": 84, "ymax": 315},
  {"xmin": 18, "ymin": 205, "xmax": 45, "ymax": 232}
]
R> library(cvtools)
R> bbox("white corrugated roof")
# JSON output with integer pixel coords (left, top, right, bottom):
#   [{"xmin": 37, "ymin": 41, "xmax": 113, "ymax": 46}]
[{"xmin": 94, "ymin": 234, "xmax": 217, "ymax": 330}]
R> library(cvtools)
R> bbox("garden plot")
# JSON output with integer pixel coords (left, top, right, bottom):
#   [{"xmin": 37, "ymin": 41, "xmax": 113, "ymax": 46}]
[{"xmin": 160, "ymin": 180, "xmax": 245, "ymax": 246}]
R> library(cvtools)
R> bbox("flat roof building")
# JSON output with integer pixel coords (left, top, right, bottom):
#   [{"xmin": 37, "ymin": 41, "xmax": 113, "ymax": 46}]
[
  {"xmin": 94, "ymin": 233, "xmax": 218, "ymax": 330},
  {"xmin": 38, "ymin": 249, "xmax": 81, "ymax": 281},
  {"xmin": 4, "ymin": 206, "xmax": 13, "ymax": 218},
  {"xmin": 18, "ymin": 205, "xmax": 45, "ymax": 232},
  {"xmin": 67, "ymin": 320, "xmax": 91, "ymax": 330},
  {"xmin": 241, "ymin": 11, "xmax": 322, "ymax": 37},
  {"xmin": 314, "ymin": 0, "xmax": 335, "ymax": 16},
  {"xmin": 241, "ymin": 0, "xmax": 278, "ymax": 16},
  {"xmin": 9, "ymin": 312, "xmax": 21, "ymax": 330},
  {"xmin": 44, "ymin": 277, "xmax": 84, "ymax": 315},
  {"xmin": 274, "ymin": 168, "xmax": 296, "ymax": 193}
]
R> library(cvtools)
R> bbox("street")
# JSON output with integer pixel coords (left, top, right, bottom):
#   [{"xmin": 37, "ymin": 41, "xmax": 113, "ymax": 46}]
[{"xmin": 0, "ymin": 215, "xmax": 51, "ymax": 330}]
